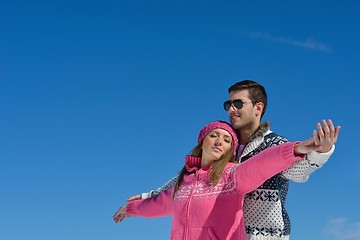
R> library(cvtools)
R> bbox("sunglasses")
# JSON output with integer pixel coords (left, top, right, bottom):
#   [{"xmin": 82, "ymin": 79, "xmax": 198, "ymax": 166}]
[{"xmin": 223, "ymin": 99, "xmax": 252, "ymax": 111}]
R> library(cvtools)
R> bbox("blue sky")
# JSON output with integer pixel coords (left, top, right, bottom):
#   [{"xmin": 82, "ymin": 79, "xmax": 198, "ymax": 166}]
[{"xmin": 1, "ymin": 1, "xmax": 359, "ymax": 239}]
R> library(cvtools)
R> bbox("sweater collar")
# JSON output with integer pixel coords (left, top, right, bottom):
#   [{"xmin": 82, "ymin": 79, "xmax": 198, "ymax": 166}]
[{"xmin": 185, "ymin": 155, "xmax": 201, "ymax": 172}]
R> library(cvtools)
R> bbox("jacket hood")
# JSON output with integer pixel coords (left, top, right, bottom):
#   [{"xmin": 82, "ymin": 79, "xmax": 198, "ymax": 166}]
[{"xmin": 248, "ymin": 120, "xmax": 270, "ymax": 142}]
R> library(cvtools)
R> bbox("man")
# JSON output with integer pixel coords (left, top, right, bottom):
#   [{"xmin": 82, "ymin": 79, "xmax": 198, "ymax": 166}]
[{"xmin": 125, "ymin": 80, "xmax": 339, "ymax": 240}]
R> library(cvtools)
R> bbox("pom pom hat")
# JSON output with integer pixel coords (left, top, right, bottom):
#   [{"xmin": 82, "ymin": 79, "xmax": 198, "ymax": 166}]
[{"xmin": 198, "ymin": 120, "xmax": 239, "ymax": 155}]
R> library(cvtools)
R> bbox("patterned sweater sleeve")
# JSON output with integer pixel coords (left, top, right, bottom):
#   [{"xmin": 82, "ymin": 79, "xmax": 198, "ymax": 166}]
[
  {"xmin": 281, "ymin": 145, "xmax": 335, "ymax": 182},
  {"xmin": 236, "ymin": 142, "xmax": 303, "ymax": 194},
  {"xmin": 141, "ymin": 175, "xmax": 179, "ymax": 199},
  {"xmin": 265, "ymin": 134, "xmax": 335, "ymax": 183},
  {"xmin": 127, "ymin": 187, "xmax": 174, "ymax": 218}
]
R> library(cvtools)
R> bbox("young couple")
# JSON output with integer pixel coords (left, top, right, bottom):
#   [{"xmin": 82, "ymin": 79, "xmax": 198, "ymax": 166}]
[{"xmin": 113, "ymin": 80, "xmax": 340, "ymax": 240}]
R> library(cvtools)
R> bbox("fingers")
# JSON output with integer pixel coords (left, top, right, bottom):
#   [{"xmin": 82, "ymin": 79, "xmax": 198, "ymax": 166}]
[
  {"xmin": 113, "ymin": 205, "xmax": 128, "ymax": 223},
  {"xmin": 113, "ymin": 213, "xmax": 127, "ymax": 223},
  {"xmin": 313, "ymin": 119, "xmax": 341, "ymax": 153},
  {"xmin": 317, "ymin": 120, "xmax": 325, "ymax": 140},
  {"xmin": 113, "ymin": 200, "xmax": 139, "ymax": 224},
  {"xmin": 113, "ymin": 211, "xmax": 129, "ymax": 223},
  {"xmin": 294, "ymin": 137, "xmax": 319, "ymax": 155},
  {"xmin": 321, "ymin": 119, "xmax": 340, "ymax": 142},
  {"xmin": 322, "ymin": 119, "xmax": 331, "ymax": 138},
  {"xmin": 313, "ymin": 129, "xmax": 320, "ymax": 146},
  {"xmin": 330, "ymin": 118, "xmax": 341, "ymax": 143},
  {"xmin": 327, "ymin": 119, "xmax": 335, "ymax": 139},
  {"xmin": 334, "ymin": 125, "xmax": 341, "ymax": 141},
  {"xmin": 126, "ymin": 195, "xmax": 141, "ymax": 202}
]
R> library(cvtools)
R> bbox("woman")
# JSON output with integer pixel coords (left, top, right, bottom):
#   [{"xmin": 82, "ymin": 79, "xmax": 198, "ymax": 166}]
[{"xmin": 113, "ymin": 120, "xmax": 335, "ymax": 240}]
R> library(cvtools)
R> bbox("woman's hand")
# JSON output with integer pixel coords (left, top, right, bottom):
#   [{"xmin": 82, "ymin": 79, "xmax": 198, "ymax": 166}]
[{"xmin": 113, "ymin": 205, "xmax": 129, "ymax": 223}]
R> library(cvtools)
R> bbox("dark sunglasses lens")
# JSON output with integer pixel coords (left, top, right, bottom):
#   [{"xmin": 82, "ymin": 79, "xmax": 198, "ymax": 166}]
[
  {"xmin": 232, "ymin": 100, "xmax": 244, "ymax": 109},
  {"xmin": 223, "ymin": 101, "xmax": 231, "ymax": 111}
]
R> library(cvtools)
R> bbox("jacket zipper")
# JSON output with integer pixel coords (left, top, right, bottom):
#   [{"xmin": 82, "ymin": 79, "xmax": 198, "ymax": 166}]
[{"xmin": 184, "ymin": 171, "xmax": 199, "ymax": 239}]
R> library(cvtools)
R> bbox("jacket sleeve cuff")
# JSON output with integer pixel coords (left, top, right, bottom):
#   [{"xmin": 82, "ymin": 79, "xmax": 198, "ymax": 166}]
[
  {"xmin": 126, "ymin": 201, "xmax": 139, "ymax": 216},
  {"xmin": 306, "ymin": 144, "xmax": 335, "ymax": 167},
  {"xmin": 141, "ymin": 192, "xmax": 152, "ymax": 199},
  {"xmin": 283, "ymin": 141, "xmax": 305, "ymax": 159}
]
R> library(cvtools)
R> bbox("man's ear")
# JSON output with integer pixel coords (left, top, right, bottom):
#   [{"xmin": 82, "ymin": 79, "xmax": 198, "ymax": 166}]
[{"xmin": 255, "ymin": 102, "xmax": 264, "ymax": 117}]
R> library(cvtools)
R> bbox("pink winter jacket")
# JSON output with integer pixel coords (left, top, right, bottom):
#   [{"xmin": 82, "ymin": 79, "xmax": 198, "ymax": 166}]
[{"xmin": 126, "ymin": 142, "xmax": 303, "ymax": 240}]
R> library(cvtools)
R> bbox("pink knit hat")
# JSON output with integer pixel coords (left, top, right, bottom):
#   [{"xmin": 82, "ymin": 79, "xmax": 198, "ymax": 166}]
[{"xmin": 198, "ymin": 120, "xmax": 239, "ymax": 155}]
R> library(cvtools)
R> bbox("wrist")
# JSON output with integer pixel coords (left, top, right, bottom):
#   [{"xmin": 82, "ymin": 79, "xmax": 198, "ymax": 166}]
[
  {"xmin": 293, "ymin": 141, "xmax": 304, "ymax": 156},
  {"xmin": 318, "ymin": 145, "xmax": 333, "ymax": 153}
]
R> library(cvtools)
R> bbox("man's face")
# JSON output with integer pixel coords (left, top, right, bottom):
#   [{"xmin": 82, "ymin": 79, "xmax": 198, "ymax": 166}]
[{"xmin": 226, "ymin": 90, "xmax": 258, "ymax": 130}]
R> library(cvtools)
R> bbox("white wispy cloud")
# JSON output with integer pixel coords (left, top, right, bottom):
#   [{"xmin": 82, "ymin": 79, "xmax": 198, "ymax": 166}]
[
  {"xmin": 239, "ymin": 30, "xmax": 332, "ymax": 53},
  {"xmin": 324, "ymin": 217, "xmax": 360, "ymax": 239}
]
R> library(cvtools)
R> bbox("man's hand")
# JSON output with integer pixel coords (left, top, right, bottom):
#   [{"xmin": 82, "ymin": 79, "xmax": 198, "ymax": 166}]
[
  {"xmin": 294, "ymin": 119, "xmax": 341, "ymax": 155},
  {"xmin": 314, "ymin": 119, "xmax": 340, "ymax": 153},
  {"xmin": 126, "ymin": 195, "xmax": 141, "ymax": 202}
]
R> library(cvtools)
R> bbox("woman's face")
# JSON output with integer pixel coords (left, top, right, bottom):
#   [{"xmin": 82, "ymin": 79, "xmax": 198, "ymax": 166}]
[{"xmin": 201, "ymin": 128, "xmax": 233, "ymax": 162}]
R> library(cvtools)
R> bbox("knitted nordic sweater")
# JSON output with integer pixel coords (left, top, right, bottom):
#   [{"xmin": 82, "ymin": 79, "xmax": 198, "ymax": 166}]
[
  {"xmin": 239, "ymin": 122, "xmax": 333, "ymax": 240},
  {"xmin": 141, "ymin": 121, "xmax": 335, "ymax": 240},
  {"xmin": 127, "ymin": 142, "xmax": 303, "ymax": 240}
]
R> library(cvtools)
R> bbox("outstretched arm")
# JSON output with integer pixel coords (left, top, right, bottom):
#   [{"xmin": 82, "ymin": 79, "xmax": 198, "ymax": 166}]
[
  {"xmin": 116, "ymin": 176, "xmax": 179, "ymax": 222},
  {"xmin": 134, "ymin": 119, "xmax": 340, "ymax": 198},
  {"xmin": 237, "ymin": 119, "xmax": 339, "ymax": 193},
  {"xmin": 113, "ymin": 187, "xmax": 174, "ymax": 223},
  {"xmin": 283, "ymin": 119, "xmax": 340, "ymax": 182},
  {"xmin": 126, "ymin": 175, "xmax": 179, "ymax": 202},
  {"xmin": 142, "ymin": 175, "xmax": 179, "ymax": 199}
]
